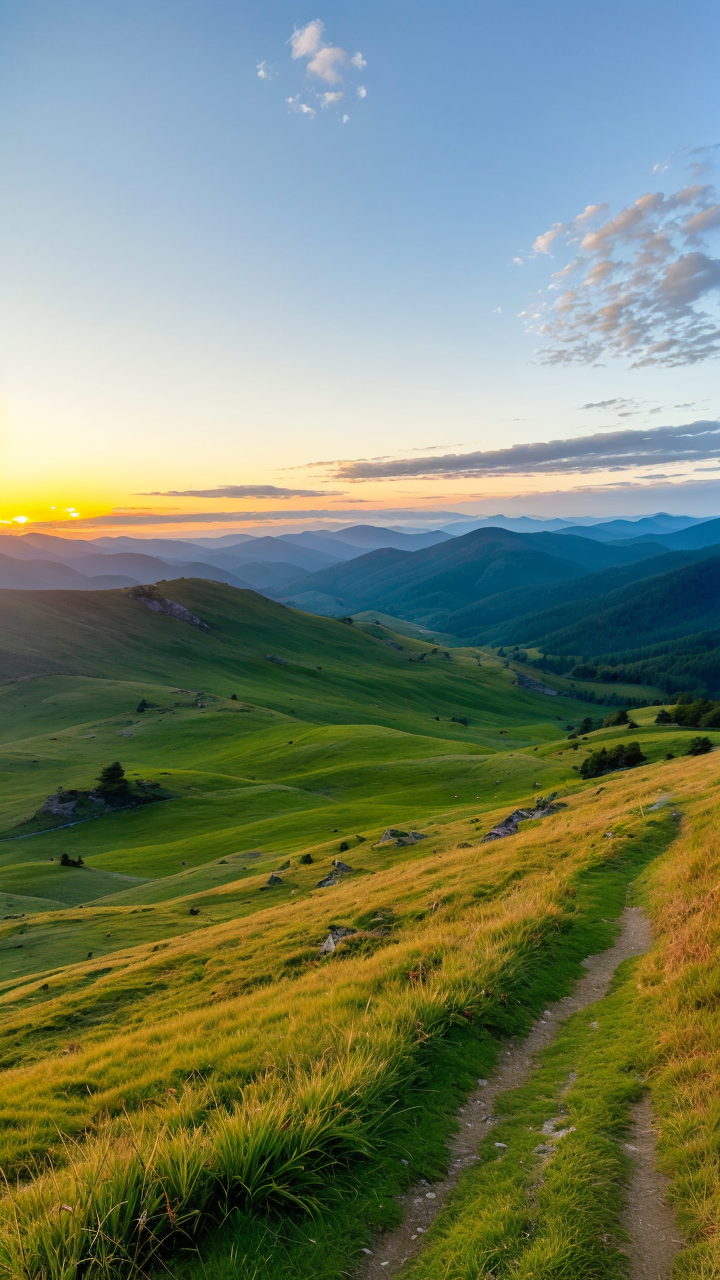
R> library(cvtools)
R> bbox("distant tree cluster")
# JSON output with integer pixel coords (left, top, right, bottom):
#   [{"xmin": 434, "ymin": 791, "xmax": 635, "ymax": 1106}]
[
  {"xmin": 580, "ymin": 742, "xmax": 646, "ymax": 779},
  {"xmin": 656, "ymin": 698, "xmax": 720, "ymax": 729}
]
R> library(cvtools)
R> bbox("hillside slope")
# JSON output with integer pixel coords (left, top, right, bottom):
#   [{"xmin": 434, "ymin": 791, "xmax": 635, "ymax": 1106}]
[
  {"xmin": 1, "ymin": 576, "xmax": 719, "ymax": 1278},
  {"xmin": 516, "ymin": 555, "xmax": 720, "ymax": 655},
  {"xmin": 279, "ymin": 526, "xmax": 664, "ymax": 623}
]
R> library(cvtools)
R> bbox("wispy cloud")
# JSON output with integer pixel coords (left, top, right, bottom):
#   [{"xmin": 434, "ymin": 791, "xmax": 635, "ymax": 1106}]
[
  {"xmin": 330, "ymin": 419, "xmax": 720, "ymax": 480},
  {"xmin": 275, "ymin": 19, "xmax": 367, "ymax": 120},
  {"xmin": 286, "ymin": 95, "xmax": 316, "ymax": 118},
  {"xmin": 139, "ymin": 485, "xmax": 343, "ymax": 499},
  {"xmin": 256, "ymin": 60, "xmax": 274, "ymax": 81},
  {"xmin": 521, "ymin": 167, "xmax": 720, "ymax": 367},
  {"xmin": 289, "ymin": 18, "xmax": 366, "ymax": 84}
]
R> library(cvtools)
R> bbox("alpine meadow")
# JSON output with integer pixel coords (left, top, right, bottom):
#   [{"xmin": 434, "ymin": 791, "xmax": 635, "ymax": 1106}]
[{"xmin": 0, "ymin": 569, "xmax": 718, "ymax": 1278}]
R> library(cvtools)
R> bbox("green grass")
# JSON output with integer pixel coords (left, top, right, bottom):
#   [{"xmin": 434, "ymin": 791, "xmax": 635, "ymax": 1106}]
[{"xmin": 1, "ymin": 582, "xmax": 719, "ymax": 1278}]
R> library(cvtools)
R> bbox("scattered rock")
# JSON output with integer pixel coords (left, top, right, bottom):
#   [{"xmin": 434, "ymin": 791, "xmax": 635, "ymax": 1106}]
[
  {"xmin": 266, "ymin": 873, "xmax": 284, "ymax": 886},
  {"xmin": 129, "ymin": 584, "xmax": 209, "ymax": 630},
  {"xmin": 482, "ymin": 796, "xmax": 565, "ymax": 843},
  {"xmin": 319, "ymin": 926, "xmax": 356, "ymax": 954},
  {"xmin": 264, "ymin": 653, "xmax": 288, "ymax": 665},
  {"xmin": 377, "ymin": 828, "xmax": 428, "ymax": 847},
  {"xmin": 513, "ymin": 671, "xmax": 566, "ymax": 697},
  {"xmin": 189, "ymin": 907, "xmax": 200, "ymax": 915},
  {"xmin": 332, "ymin": 859, "xmax": 354, "ymax": 873}
]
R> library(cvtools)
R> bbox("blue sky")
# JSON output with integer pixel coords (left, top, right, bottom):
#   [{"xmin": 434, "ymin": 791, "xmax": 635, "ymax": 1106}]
[{"xmin": 1, "ymin": 0, "xmax": 720, "ymax": 531}]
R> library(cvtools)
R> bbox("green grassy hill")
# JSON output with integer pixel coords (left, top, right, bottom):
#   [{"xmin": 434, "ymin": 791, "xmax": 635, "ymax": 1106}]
[
  {"xmin": 277, "ymin": 526, "xmax": 664, "ymax": 624},
  {"xmin": 1, "ymin": 579, "xmax": 719, "ymax": 1279}
]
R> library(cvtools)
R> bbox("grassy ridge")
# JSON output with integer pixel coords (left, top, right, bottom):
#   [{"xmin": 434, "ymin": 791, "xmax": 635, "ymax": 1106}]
[
  {"xmin": 2, "ymin": 583, "xmax": 719, "ymax": 1278},
  {"xmin": 390, "ymin": 757, "xmax": 720, "ymax": 1279},
  {"xmin": 0, "ymin": 761, "xmax": 690, "ymax": 1278}
]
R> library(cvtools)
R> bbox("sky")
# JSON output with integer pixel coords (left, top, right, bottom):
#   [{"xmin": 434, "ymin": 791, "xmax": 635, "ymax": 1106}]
[{"xmin": 1, "ymin": 0, "xmax": 720, "ymax": 537}]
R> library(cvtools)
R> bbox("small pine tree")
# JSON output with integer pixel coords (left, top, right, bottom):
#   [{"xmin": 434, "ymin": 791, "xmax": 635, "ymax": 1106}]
[{"xmin": 97, "ymin": 761, "xmax": 131, "ymax": 801}]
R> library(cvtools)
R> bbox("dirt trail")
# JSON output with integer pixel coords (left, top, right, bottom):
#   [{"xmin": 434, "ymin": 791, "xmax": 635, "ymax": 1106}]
[
  {"xmin": 621, "ymin": 1093, "xmax": 683, "ymax": 1279},
  {"xmin": 358, "ymin": 906, "xmax": 666, "ymax": 1278}
]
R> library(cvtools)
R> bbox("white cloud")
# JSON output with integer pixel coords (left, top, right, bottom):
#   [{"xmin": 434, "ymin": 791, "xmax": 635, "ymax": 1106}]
[
  {"xmin": 524, "ymin": 174, "xmax": 720, "ymax": 367},
  {"xmin": 320, "ymin": 91, "xmax": 343, "ymax": 107},
  {"xmin": 256, "ymin": 60, "xmax": 273, "ymax": 80},
  {"xmin": 290, "ymin": 20, "xmax": 325, "ymax": 59},
  {"xmin": 357, "ymin": 85, "xmax": 367, "ymax": 99},
  {"xmin": 287, "ymin": 19, "xmax": 367, "ymax": 95},
  {"xmin": 342, "ymin": 114, "xmax": 350, "ymax": 124},
  {"xmin": 286, "ymin": 95, "xmax": 316, "ymax": 118},
  {"xmin": 307, "ymin": 45, "xmax": 348, "ymax": 83}
]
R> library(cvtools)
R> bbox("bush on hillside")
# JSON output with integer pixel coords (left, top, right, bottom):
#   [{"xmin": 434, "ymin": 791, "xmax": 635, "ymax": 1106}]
[
  {"xmin": 601, "ymin": 709, "xmax": 629, "ymax": 728},
  {"xmin": 655, "ymin": 709, "xmax": 673, "ymax": 724},
  {"xmin": 580, "ymin": 741, "xmax": 646, "ymax": 779},
  {"xmin": 688, "ymin": 736, "xmax": 713, "ymax": 756}
]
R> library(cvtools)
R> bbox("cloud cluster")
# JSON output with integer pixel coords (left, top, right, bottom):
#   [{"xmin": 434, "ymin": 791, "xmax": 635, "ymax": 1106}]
[
  {"xmin": 522, "ymin": 177, "xmax": 720, "ymax": 367},
  {"xmin": 282, "ymin": 19, "xmax": 366, "ymax": 120},
  {"xmin": 331, "ymin": 420, "xmax": 720, "ymax": 480},
  {"xmin": 139, "ymin": 485, "xmax": 342, "ymax": 499}
]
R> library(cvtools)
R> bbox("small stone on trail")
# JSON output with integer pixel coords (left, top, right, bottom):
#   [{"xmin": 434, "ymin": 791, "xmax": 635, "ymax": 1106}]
[
  {"xmin": 477, "ymin": 1078, "xmax": 488, "ymax": 1086},
  {"xmin": 360, "ymin": 1248, "xmax": 373, "ymax": 1255},
  {"xmin": 425, "ymin": 1191, "xmax": 436, "ymax": 1199},
  {"xmin": 495, "ymin": 1142, "xmax": 508, "ymax": 1149}
]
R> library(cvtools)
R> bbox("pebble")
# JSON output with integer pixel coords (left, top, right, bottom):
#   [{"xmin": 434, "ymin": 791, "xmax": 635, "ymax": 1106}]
[
  {"xmin": 495, "ymin": 1142, "xmax": 508, "ymax": 1149},
  {"xmin": 425, "ymin": 1191, "xmax": 436, "ymax": 1199}
]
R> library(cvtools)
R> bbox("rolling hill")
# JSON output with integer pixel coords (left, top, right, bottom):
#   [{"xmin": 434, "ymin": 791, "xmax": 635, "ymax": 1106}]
[
  {"xmin": 1, "ymin": 577, "xmax": 719, "ymax": 1277},
  {"xmin": 277, "ymin": 525, "xmax": 666, "ymax": 622}
]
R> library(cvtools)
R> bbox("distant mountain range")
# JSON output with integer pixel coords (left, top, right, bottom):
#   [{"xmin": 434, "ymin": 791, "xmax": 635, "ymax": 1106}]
[
  {"xmin": 0, "ymin": 524, "xmax": 453, "ymax": 591},
  {"xmin": 275, "ymin": 526, "xmax": 671, "ymax": 622},
  {"xmin": 3, "ymin": 513, "xmax": 720, "ymax": 694}
]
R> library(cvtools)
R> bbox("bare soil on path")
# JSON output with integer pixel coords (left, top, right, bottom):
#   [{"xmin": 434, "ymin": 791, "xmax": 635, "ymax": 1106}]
[
  {"xmin": 621, "ymin": 1093, "xmax": 683, "ymax": 1279},
  {"xmin": 357, "ymin": 906, "xmax": 679, "ymax": 1278}
]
